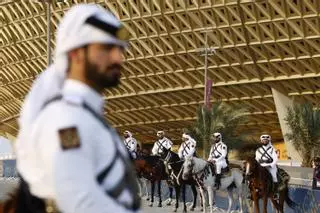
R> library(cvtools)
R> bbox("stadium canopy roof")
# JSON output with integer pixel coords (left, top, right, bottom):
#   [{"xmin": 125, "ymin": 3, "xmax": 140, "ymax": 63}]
[{"xmin": 1, "ymin": 0, "xmax": 319, "ymax": 144}]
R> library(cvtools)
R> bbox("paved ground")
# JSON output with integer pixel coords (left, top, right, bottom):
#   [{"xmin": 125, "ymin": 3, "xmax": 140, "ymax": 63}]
[{"xmin": 140, "ymin": 195, "xmax": 242, "ymax": 213}]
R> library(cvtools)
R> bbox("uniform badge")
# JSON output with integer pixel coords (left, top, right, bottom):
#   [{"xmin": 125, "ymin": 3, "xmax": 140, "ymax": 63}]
[{"xmin": 58, "ymin": 127, "xmax": 81, "ymax": 150}]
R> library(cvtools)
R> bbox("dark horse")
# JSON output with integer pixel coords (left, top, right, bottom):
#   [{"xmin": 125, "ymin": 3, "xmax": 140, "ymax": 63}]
[
  {"xmin": 134, "ymin": 153, "xmax": 178, "ymax": 208},
  {"xmin": 0, "ymin": 190, "xmax": 17, "ymax": 213},
  {"xmin": 244, "ymin": 157, "xmax": 299, "ymax": 213},
  {"xmin": 161, "ymin": 149, "xmax": 201, "ymax": 212}
]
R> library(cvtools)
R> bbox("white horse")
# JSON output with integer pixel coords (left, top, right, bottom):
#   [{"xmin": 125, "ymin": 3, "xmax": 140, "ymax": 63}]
[{"xmin": 182, "ymin": 156, "xmax": 244, "ymax": 213}]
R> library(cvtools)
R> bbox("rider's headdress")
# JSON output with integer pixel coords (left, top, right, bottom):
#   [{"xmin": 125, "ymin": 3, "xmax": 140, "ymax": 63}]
[
  {"xmin": 124, "ymin": 130, "xmax": 132, "ymax": 137},
  {"xmin": 182, "ymin": 133, "xmax": 190, "ymax": 139},
  {"xmin": 212, "ymin": 132, "xmax": 222, "ymax": 142}
]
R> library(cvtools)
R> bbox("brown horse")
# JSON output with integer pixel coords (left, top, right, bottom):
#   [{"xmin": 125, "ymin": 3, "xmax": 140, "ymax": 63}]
[
  {"xmin": 134, "ymin": 155, "xmax": 178, "ymax": 209},
  {"xmin": 0, "ymin": 189, "xmax": 17, "ymax": 213},
  {"xmin": 244, "ymin": 157, "xmax": 298, "ymax": 213}
]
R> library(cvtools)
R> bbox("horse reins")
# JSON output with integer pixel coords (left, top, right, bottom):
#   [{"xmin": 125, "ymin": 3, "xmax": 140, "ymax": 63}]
[{"xmin": 166, "ymin": 160, "xmax": 184, "ymax": 185}]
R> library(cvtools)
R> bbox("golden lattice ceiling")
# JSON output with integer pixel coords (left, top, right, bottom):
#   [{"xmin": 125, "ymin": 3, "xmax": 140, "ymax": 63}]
[{"xmin": 1, "ymin": 0, "xmax": 320, "ymax": 145}]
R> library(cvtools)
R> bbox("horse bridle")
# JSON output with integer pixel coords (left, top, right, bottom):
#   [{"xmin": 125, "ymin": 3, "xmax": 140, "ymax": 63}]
[
  {"xmin": 167, "ymin": 161, "xmax": 184, "ymax": 185},
  {"xmin": 163, "ymin": 152, "xmax": 185, "ymax": 185}
]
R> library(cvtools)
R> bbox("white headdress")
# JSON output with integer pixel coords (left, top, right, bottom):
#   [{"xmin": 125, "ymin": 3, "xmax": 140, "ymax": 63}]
[
  {"xmin": 124, "ymin": 131, "xmax": 132, "ymax": 137},
  {"xmin": 16, "ymin": 4, "xmax": 128, "ymax": 153},
  {"xmin": 182, "ymin": 133, "xmax": 190, "ymax": 139},
  {"xmin": 213, "ymin": 132, "xmax": 222, "ymax": 142}
]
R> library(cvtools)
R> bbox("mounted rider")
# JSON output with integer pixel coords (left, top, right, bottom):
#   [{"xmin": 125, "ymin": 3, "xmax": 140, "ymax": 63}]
[
  {"xmin": 312, "ymin": 157, "xmax": 320, "ymax": 190},
  {"xmin": 123, "ymin": 130, "xmax": 138, "ymax": 159},
  {"xmin": 178, "ymin": 133, "xmax": 197, "ymax": 159},
  {"xmin": 151, "ymin": 130, "xmax": 173, "ymax": 157},
  {"xmin": 255, "ymin": 134, "xmax": 279, "ymax": 195},
  {"xmin": 208, "ymin": 132, "xmax": 228, "ymax": 189}
]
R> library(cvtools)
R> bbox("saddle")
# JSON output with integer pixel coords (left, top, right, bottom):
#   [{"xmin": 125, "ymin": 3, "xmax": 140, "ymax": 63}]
[{"xmin": 208, "ymin": 162, "xmax": 231, "ymax": 177}]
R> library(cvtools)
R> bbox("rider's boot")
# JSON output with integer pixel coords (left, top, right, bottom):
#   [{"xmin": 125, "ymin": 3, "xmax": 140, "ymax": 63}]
[{"xmin": 215, "ymin": 174, "xmax": 222, "ymax": 190}]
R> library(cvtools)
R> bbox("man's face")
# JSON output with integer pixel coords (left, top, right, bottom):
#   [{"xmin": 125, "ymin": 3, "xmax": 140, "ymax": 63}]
[
  {"xmin": 84, "ymin": 43, "xmax": 124, "ymax": 90},
  {"xmin": 124, "ymin": 132, "xmax": 130, "ymax": 138},
  {"xmin": 261, "ymin": 138, "xmax": 269, "ymax": 145},
  {"xmin": 157, "ymin": 133, "xmax": 164, "ymax": 139},
  {"xmin": 211, "ymin": 134, "xmax": 219, "ymax": 143}
]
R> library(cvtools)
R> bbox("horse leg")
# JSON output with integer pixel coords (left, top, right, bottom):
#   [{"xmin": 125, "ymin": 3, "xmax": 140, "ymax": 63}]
[
  {"xmin": 167, "ymin": 186, "xmax": 173, "ymax": 206},
  {"xmin": 199, "ymin": 187, "xmax": 206, "ymax": 213},
  {"xmin": 206, "ymin": 186, "xmax": 214, "ymax": 213},
  {"xmin": 182, "ymin": 184, "xmax": 187, "ymax": 213},
  {"xmin": 226, "ymin": 188, "xmax": 234, "ymax": 213},
  {"xmin": 157, "ymin": 180, "xmax": 162, "ymax": 207},
  {"xmin": 278, "ymin": 190, "xmax": 285, "ymax": 213},
  {"xmin": 262, "ymin": 194, "xmax": 268, "ymax": 213},
  {"xmin": 190, "ymin": 184, "xmax": 197, "ymax": 211},
  {"xmin": 149, "ymin": 181, "xmax": 155, "ymax": 207},
  {"xmin": 174, "ymin": 186, "xmax": 180, "ymax": 212},
  {"xmin": 238, "ymin": 184, "xmax": 244, "ymax": 213},
  {"xmin": 146, "ymin": 179, "xmax": 151, "ymax": 200},
  {"xmin": 253, "ymin": 192, "xmax": 260, "ymax": 213},
  {"xmin": 145, "ymin": 179, "xmax": 150, "ymax": 201},
  {"xmin": 270, "ymin": 198, "xmax": 280, "ymax": 213},
  {"xmin": 137, "ymin": 178, "xmax": 142, "ymax": 197}
]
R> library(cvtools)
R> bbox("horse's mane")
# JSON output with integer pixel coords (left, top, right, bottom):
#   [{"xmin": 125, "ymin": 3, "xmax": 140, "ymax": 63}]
[
  {"xmin": 168, "ymin": 151, "xmax": 180, "ymax": 162},
  {"xmin": 144, "ymin": 155, "xmax": 161, "ymax": 166}
]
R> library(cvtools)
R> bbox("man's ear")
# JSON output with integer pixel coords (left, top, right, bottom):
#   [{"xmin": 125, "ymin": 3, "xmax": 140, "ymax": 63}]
[{"xmin": 68, "ymin": 49, "xmax": 84, "ymax": 64}]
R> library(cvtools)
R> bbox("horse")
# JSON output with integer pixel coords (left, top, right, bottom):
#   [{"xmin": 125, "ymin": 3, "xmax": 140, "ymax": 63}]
[
  {"xmin": 0, "ymin": 190, "xmax": 17, "ymax": 213},
  {"xmin": 161, "ymin": 149, "xmax": 202, "ymax": 212},
  {"xmin": 244, "ymin": 157, "xmax": 299, "ymax": 213},
  {"xmin": 182, "ymin": 156, "xmax": 244, "ymax": 213},
  {"xmin": 136, "ymin": 149, "xmax": 151, "ymax": 200},
  {"xmin": 134, "ymin": 154, "xmax": 178, "ymax": 208}
]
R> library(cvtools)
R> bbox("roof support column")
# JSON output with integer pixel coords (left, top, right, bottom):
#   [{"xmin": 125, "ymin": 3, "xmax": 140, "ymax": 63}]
[
  {"xmin": 46, "ymin": 0, "xmax": 52, "ymax": 65},
  {"xmin": 271, "ymin": 87, "xmax": 302, "ymax": 162}
]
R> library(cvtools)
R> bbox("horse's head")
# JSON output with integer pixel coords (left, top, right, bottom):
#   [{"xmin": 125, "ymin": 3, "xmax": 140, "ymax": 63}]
[
  {"xmin": 182, "ymin": 156, "xmax": 194, "ymax": 180},
  {"xmin": 244, "ymin": 157, "xmax": 259, "ymax": 177}
]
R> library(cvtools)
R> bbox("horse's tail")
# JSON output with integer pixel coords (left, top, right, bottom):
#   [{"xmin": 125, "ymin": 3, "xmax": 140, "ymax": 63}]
[{"xmin": 284, "ymin": 186, "xmax": 299, "ymax": 210}]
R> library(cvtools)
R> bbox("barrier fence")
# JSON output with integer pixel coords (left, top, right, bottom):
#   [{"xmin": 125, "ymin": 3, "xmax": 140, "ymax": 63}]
[{"xmin": 0, "ymin": 159, "xmax": 319, "ymax": 212}]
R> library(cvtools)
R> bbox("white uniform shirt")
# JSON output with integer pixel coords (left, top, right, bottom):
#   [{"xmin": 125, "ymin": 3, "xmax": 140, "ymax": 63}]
[
  {"xmin": 124, "ymin": 137, "xmax": 137, "ymax": 153},
  {"xmin": 151, "ymin": 137, "xmax": 173, "ymax": 155},
  {"xmin": 16, "ymin": 80, "xmax": 140, "ymax": 213},
  {"xmin": 178, "ymin": 138, "xmax": 196, "ymax": 159},
  {"xmin": 255, "ymin": 143, "xmax": 278, "ymax": 168},
  {"xmin": 208, "ymin": 141, "xmax": 227, "ymax": 162}
]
